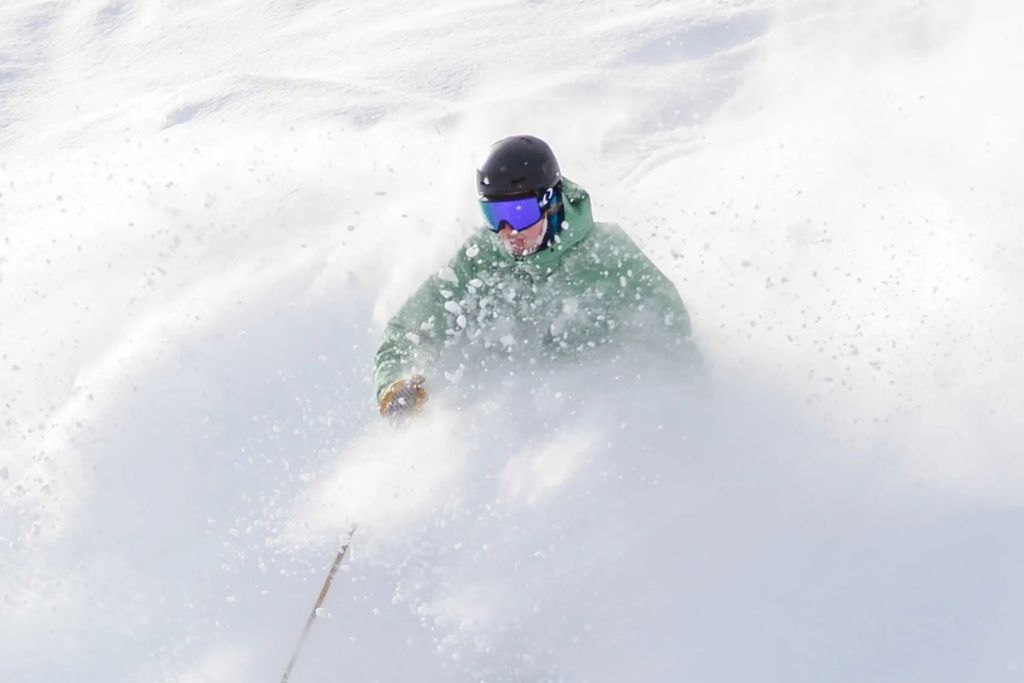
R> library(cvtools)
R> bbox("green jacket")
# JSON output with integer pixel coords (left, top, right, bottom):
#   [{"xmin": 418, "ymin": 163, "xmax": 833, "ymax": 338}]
[{"xmin": 373, "ymin": 179, "xmax": 703, "ymax": 401}]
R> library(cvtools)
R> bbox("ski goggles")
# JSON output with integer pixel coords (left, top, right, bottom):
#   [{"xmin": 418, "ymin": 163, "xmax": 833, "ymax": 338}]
[{"xmin": 480, "ymin": 194, "xmax": 545, "ymax": 232}]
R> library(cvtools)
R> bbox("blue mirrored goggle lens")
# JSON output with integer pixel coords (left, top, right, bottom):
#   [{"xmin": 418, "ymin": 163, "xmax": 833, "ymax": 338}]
[{"xmin": 480, "ymin": 196, "xmax": 543, "ymax": 232}]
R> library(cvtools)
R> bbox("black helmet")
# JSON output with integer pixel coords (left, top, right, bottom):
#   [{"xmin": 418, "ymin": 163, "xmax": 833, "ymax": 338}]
[{"xmin": 477, "ymin": 135, "xmax": 561, "ymax": 198}]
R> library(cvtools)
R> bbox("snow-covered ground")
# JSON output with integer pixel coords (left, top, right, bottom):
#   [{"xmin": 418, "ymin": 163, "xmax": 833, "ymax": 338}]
[{"xmin": 3, "ymin": 0, "xmax": 1024, "ymax": 681}]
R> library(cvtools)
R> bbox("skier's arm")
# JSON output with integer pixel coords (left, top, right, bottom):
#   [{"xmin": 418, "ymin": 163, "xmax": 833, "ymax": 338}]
[
  {"xmin": 634, "ymin": 259, "xmax": 706, "ymax": 381},
  {"xmin": 373, "ymin": 233, "xmax": 490, "ymax": 415},
  {"xmin": 612, "ymin": 230, "xmax": 706, "ymax": 385},
  {"xmin": 373, "ymin": 277, "xmax": 446, "ymax": 405}
]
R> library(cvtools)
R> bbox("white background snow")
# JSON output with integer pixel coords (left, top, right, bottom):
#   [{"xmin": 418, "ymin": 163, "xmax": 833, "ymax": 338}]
[{"xmin": 2, "ymin": 0, "xmax": 1024, "ymax": 681}]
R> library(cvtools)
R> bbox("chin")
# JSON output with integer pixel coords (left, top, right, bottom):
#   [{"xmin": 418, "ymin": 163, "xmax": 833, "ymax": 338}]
[{"xmin": 502, "ymin": 235, "xmax": 542, "ymax": 256}]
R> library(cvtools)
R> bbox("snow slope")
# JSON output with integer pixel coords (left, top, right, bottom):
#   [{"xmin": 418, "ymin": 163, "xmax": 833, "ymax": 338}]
[{"xmin": 3, "ymin": 0, "xmax": 1024, "ymax": 681}]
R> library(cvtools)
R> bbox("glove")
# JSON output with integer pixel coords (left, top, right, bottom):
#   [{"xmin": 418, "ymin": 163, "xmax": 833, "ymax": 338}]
[{"xmin": 378, "ymin": 375, "xmax": 428, "ymax": 420}]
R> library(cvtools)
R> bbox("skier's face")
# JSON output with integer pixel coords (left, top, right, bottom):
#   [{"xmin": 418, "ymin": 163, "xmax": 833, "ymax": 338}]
[{"xmin": 497, "ymin": 216, "xmax": 546, "ymax": 256}]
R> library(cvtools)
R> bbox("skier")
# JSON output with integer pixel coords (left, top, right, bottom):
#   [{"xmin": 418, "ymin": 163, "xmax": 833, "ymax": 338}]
[{"xmin": 374, "ymin": 135, "xmax": 704, "ymax": 419}]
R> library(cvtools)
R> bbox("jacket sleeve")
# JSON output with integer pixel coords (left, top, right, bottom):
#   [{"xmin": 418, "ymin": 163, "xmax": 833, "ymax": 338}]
[
  {"xmin": 607, "ymin": 226, "xmax": 707, "ymax": 385},
  {"xmin": 372, "ymin": 236, "xmax": 486, "ymax": 402},
  {"xmin": 372, "ymin": 274, "xmax": 448, "ymax": 402}
]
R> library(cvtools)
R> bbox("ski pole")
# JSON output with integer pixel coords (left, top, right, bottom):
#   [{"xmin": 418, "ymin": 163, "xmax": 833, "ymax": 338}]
[{"xmin": 279, "ymin": 528, "xmax": 356, "ymax": 683}]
